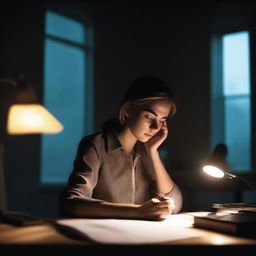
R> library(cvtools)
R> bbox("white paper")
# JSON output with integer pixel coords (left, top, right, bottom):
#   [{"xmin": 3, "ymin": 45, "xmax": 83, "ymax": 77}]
[{"xmin": 56, "ymin": 214, "xmax": 200, "ymax": 244}]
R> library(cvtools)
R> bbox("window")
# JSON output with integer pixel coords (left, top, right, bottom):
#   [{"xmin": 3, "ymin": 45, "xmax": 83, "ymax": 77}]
[
  {"xmin": 211, "ymin": 31, "xmax": 251, "ymax": 172},
  {"xmin": 40, "ymin": 11, "xmax": 93, "ymax": 184}
]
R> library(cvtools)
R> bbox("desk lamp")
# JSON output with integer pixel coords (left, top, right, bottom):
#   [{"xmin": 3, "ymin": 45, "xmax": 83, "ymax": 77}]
[
  {"xmin": 202, "ymin": 143, "xmax": 256, "ymax": 201},
  {"xmin": 0, "ymin": 74, "xmax": 63, "ymax": 212}
]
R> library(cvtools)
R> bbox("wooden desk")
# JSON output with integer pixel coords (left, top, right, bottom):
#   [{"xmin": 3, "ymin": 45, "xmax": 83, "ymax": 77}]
[
  {"xmin": 0, "ymin": 213, "xmax": 256, "ymax": 254},
  {"xmin": 1, "ymin": 221, "xmax": 256, "ymax": 245}
]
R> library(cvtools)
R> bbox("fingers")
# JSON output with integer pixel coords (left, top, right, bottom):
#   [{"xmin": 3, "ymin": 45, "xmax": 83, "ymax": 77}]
[
  {"xmin": 152, "ymin": 196, "xmax": 175, "ymax": 214},
  {"xmin": 161, "ymin": 122, "xmax": 168, "ymax": 138},
  {"xmin": 149, "ymin": 198, "xmax": 173, "ymax": 218},
  {"xmin": 139, "ymin": 197, "xmax": 176, "ymax": 221},
  {"xmin": 161, "ymin": 120, "xmax": 168, "ymax": 130}
]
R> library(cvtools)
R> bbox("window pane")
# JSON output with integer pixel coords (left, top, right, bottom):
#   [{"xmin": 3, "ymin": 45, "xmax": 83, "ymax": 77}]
[
  {"xmin": 46, "ymin": 11, "xmax": 85, "ymax": 44},
  {"xmin": 223, "ymin": 31, "xmax": 250, "ymax": 95},
  {"xmin": 225, "ymin": 97, "xmax": 251, "ymax": 171},
  {"xmin": 41, "ymin": 38, "xmax": 86, "ymax": 183},
  {"xmin": 221, "ymin": 30, "xmax": 251, "ymax": 172}
]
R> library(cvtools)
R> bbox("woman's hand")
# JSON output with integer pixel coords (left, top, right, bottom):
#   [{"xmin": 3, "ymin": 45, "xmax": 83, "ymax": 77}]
[
  {"xmin": 144, "ymin": 121, "xmax": 168, "ymax": 153},
  {"xmin": 135, "ymin": 196, "xmax": 174, "ymax": 221}
]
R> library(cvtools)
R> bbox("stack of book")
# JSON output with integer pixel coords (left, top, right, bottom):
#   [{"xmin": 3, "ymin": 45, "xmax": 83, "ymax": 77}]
[{"xmin": 193, "ymin": 203, "xmax": 256, "ymax": 237}]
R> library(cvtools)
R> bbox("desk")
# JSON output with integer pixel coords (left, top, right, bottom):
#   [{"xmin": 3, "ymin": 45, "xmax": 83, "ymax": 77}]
[{"xmin": 0, "ymin": 213, "xmax": 256, "ymax": 254}]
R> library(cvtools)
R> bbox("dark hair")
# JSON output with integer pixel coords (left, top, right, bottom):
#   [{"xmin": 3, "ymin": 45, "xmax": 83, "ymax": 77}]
[
  {"xmin": 101, "ymin": 76, "xmax": 176, "ymax": 132},
  {"xmin": 120, "ymin": 76, "xmax": 174, "ymax": 104}
]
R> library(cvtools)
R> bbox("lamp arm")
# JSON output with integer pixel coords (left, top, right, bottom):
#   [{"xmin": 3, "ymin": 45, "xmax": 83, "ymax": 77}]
[
  {"xmin": 225, "ymin": 172, "xmax": 237, "ymax": 179},
  {"xmin": 0, "ymin": 78, "xmax": 17, "ymax": 87},
  {"xmin": 238, "ymin": 176, "xmax": 256, "ymax": 193},
  {"xmin": 230, "ymin": 174, "xmax": 256, "ymax": 193},
  {"xmin": 225, "ymin": 172, "xmax": 256, "ymax": 192}
]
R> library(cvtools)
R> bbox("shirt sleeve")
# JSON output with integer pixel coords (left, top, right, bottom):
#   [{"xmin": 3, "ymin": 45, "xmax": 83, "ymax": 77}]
[
  {"xmin": 160, "ymin": 183, "xmax": 183, "ymax": 214},
  {"xmin": 140, "ymin": 154, "xmax": 183, "ymax": 214},
  {"xmin": 59, "ymin": 137, "xmax": 103, "ymax": 205}
]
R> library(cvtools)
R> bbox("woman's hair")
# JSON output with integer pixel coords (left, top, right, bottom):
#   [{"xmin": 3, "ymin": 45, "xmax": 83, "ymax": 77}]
[{"xmin": 101, "ymin": 76, "xmax": 176, "ymax": 132}]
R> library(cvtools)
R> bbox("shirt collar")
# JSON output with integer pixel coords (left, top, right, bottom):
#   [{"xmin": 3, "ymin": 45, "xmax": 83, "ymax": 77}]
[
  {"xmin": 105, "ymin": 130, "xmax": 146, "ymax": 156},
  {"xmin": 105, "ymin": 130, "xmax": 123, "ymax": 153}
]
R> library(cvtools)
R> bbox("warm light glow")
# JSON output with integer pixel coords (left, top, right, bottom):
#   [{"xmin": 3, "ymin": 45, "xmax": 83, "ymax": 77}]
[
  {"xmin": 7, "ymin": 104, "xmax": 63, "ymax": 134},
  {"xmin": 202, "ymin": 165, "xmax": 224, "ymax": 178}
]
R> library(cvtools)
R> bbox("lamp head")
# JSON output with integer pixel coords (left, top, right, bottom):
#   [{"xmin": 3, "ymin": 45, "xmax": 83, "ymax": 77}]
[
  {"xmin": 0, "ymin": 74, "xmax": 63, "ymax": 135},
  {"xmin": 202, "ymin": 143, "xmax": 229, "ymax": 178},
  {"xmin": 7, "ymin": 104, "xmax": 63, "ymax": 134}
]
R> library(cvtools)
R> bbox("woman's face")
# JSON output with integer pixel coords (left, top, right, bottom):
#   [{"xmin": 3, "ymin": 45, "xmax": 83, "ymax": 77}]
[{"xmin": 126, "ymin": 99, "xmax": 172, "ymax": 142}]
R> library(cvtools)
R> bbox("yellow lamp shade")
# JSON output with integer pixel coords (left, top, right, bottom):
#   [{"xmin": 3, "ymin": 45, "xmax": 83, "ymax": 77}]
[{"xmin": 7, "ymin": 104, "xmax": 63, "ymax": 134}]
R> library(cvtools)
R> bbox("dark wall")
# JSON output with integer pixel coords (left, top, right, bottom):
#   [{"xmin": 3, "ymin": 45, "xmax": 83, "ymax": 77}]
[
  {"xmin": 0, "ymin": 0, "xmax": 255, "ymax": 217},
  {"xmin": 0, "ymin": 2, "xmax": 46, "ymax": 215},
  {"xmin": 93, "ymin": 2, "xmax": 212, "ymax": 171}
]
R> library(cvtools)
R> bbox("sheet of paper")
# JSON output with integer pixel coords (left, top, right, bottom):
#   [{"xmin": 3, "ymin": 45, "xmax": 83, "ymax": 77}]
[{"xmin": 56, "ymin": 214, "xmax": 200, "ymax": 244}]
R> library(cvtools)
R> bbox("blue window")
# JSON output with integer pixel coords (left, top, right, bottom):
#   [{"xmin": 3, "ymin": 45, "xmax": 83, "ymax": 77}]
[
  {"xmin": 211, "ymin": 31, "xmax": 251, "ymax": 172},
  {"xmin": 41, "ymin": 11, "xmax": 93, "ymax": 184}
]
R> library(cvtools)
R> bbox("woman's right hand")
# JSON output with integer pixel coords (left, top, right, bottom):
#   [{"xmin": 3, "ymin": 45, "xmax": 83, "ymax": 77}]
[{"xmin": 135, "ymin": 197, "xmax": 173, "ymax": 221}]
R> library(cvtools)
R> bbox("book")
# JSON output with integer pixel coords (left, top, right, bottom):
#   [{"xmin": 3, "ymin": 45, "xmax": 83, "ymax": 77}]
[
  {"xmin": 212, "ymin": 203, "xmax": 256, "ymax": 214},
  {"xmin": 193, "ymin": 212, "xmax": 256, "ymax": 237}
]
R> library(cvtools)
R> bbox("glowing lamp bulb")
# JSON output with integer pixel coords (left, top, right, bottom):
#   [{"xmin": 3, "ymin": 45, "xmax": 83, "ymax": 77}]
[
  {"xmin": 202, "ymin": 165, "xmax": 225, "ymax": 178},
  {"xmin": 21, "ymin": 111, "xmax": 44, "ymax": 127}
]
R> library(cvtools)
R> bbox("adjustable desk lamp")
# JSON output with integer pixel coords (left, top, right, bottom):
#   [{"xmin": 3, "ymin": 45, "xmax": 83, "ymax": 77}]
[
  {"xmin": 203, "ymin": 143, "xmax": 256, "ymax": 192},
  {"xmin": 0, "ymin": 74, "xmax": 63, "ymax": 212},
  {"xmin": 202, "ymin": 143, "xmax": 256, "ymax": 210}
]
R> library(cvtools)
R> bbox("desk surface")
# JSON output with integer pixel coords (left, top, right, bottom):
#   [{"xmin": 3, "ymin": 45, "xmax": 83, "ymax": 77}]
[{"xmin": 0, "ymin": 213, "xmax": 256, "ymax": 246}]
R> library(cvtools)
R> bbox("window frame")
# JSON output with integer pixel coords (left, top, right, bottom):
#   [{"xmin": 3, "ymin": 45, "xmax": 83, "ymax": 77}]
[
  {"xmin": 40, "ymin": 10, "xmax": 94, "ymax": 185},
  {"xmin": 211, "ymin": 28, "xmax": 254, "ymax": 174}
]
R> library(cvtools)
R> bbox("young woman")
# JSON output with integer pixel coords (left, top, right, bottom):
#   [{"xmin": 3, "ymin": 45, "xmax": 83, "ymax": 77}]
[{"xmin": 59, "ymin": 76, "xmax": 183, "ymax": 221}]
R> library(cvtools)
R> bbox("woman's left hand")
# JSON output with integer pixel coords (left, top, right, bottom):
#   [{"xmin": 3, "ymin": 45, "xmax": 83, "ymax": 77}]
[{"xmin": 144, "ymin": 121, "xmax": 168, "ymax": 153}]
